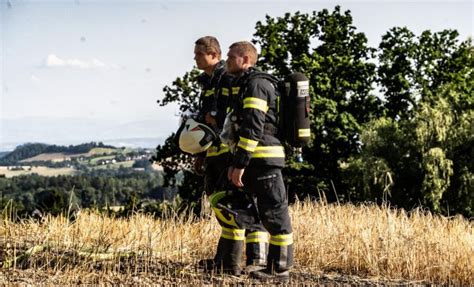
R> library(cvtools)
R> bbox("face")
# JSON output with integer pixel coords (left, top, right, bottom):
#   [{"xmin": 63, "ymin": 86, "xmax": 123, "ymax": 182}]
[
  {"xmin": 225, "ymin": 47, "xmax": 245, "ymax": 75},
  {"xmin": 194, "ymin": 45, "xmax": 215, "ymax": 71}
]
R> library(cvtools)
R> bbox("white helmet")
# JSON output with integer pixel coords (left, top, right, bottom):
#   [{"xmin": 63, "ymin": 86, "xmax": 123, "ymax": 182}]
[{"xmin": 178, "ymin": 118, "xmax": 216, "ymax": 154}]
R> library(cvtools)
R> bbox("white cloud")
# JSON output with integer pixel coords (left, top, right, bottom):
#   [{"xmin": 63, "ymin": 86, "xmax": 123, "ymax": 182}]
[
  {"xmin": 44, "ymin": 54, "xmax": 117, "ymax": 69},
  {"xmin": 46, "ymin": 54, "xmax": 65, "ymax": 67},
  {"xmin": 91, "ymin": 58, "xmax": 106, "ymax": 68},
  {"xmin": 30, "ymin": 74, "xmax": 41, "ymax": 83}
]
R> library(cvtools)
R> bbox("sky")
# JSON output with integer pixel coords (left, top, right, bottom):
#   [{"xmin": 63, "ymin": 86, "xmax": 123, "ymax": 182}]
[{"xmin": 0, "ymin": 0, "xmax": 473, "ymax": 150}]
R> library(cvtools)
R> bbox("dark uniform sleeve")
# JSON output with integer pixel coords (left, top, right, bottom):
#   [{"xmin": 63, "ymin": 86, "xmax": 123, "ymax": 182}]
[
  {"xmin": 232, "ymin": 79, "xmax": 270, "ymax": 168},
  {"xmin": 215, "ymin": 73, "xmax": 234, "ymax": 129}
]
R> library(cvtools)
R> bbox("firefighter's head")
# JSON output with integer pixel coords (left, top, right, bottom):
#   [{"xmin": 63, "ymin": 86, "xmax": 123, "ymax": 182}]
[
  {"xmin": 226, "ymin": 41, "xmax": 257, "ymax": 75},
  {"xmin": 194, "ymin": 36, "xmax": 221, "ymax": 73}
]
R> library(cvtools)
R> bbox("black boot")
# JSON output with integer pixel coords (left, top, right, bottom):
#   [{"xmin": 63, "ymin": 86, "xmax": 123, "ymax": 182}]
[
  {"xmin": 244, "ymin": 239, "xmax": 268, "ymax": 273},
  {"xmin": 198, "ymin": 237, "xmax": 225, "ymax": 271},
  {"xmin": 266, "ymin": 241, "xmax": 293, "ymax": 272},
  {"xmin": 250, "ymin": 268, "xmax": 290, "ymax": 283},
  {"xmin": 250, "ymin": 238, "xmax": 293, "ymax": 282},
  {"xmin": 199, "ymin": 237, "xmax": 243, "ymax": 275},
  {"xmin": 220, "ymin": 237, "xmax": 243, "ymax": 275}
]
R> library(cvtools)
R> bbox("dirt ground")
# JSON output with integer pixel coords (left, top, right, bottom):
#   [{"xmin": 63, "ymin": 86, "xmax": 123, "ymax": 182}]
[{"xmin": 0, "ymin": 260, "xmax": 429, "ymax": 286}]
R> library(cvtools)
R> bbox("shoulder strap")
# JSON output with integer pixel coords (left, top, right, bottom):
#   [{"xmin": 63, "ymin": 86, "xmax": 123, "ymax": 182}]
[
  {"xmin": 244, "ymin": 71, "xmax": 279, "ymax": 86},
  {"xmin": 242, "ymin": 71, "xmax": 283, "ymax": 138}
]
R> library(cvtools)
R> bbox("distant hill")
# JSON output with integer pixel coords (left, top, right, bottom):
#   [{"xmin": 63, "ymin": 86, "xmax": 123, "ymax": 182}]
[
  {"xmin": 0, "ymin": 116, "xmax": 174, "ymax": 151},
  {"xmin": 0, "ymin": 151, "xmax": 9, "ymax": 159},
  {"xmin": 0, "ymin": 142, "xmax": 115, "ymax": 165},
  {"xmin": 101, "ymin": 137, "xmax": 164, "ymax": 149}
]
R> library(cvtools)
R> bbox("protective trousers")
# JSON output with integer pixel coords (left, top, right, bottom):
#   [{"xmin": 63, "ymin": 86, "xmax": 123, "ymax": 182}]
[
  {"xmin": 212, "ymin": 218, "xmax": 268, "ymax": 271},
  {"xmin": 205, "ymin": 159, "xmax": 268, "ymax": 270},
  {"xmin": 242, "ymin": 166, "xmax": 293, "ymax": 272}
]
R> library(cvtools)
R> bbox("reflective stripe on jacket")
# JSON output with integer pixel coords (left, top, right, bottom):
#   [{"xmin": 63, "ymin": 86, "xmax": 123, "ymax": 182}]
[
  {"xmin": 197, "ymin": 60, "xmax": 236, "ymax": 159},
  {"xmin": 231, "ymin": 68, "xmax": 285, "ymax": 168}
]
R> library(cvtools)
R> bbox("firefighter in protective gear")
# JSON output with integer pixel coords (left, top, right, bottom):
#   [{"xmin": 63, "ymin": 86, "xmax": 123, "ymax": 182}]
[
  {"xmin": 225, "ymin": 41, "xmax": 293, "ymax": 282},
  {"xmin": 193, "ymin": 36, "xmax": 268, "ymax": 275}
]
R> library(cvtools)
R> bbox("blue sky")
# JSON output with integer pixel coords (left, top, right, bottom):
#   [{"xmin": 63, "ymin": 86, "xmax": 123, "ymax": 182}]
[{"xmin": 0, "ymin": 0, "xmax": 472, "ymax": 150}]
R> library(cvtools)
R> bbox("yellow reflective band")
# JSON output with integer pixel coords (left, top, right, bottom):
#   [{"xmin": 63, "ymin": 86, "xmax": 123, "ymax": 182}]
[
  {"xmin": 243, "ymin": 97, "xmax": 268, "ymax": 113},
  {"xmin": 213, "ymin": 207, "xmax": 239, "ymax": 228},
  {"xmin": 209, "ymin": 191, "xmax": 227, "ymax": 208},
  {"xmin": 222, "ymin": 226, "xmax": 245, "ymax": 234},
  {"xmin": 221, "ymin": 227, "xmax": 245, "ymax": 241},
  {"xmin": 246, "ymin": 231, "xmax": 269, "ymax": 244},
  {"xmin": 206, "ymin": 144, "xmax": 230, "ymax": 157},
  {"xmin": 205, "ymin": 90, "xmax": 214, "ymax": 97},
  {"xmin": 232, "ymin": 87, "xmax": 240, "ymax": 95},
  {"xmin": 226, "ymin": 106, "xmax": 231, "ymax": 113},
  {"xmin": 251, "ymin": 146, "xmax": 285, "ymax": 158},
  {"xmin": 269, "ymin": 233, "xmax": 294, "ymax": 246},
  {"xmin": 238, "ymin": 137, "xmax": 259, "ymax": 152},
  {"xmin": 298, "ymin": 128, "xmax": 310, "ymax": 137},
  {"xmin": 221, "ymin": 88, "xmax": 230, "ymax": 96}
]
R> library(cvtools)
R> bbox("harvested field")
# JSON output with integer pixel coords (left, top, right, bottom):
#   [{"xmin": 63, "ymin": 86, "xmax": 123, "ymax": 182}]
[
  {"xmin": 19, "ymin": 152, "xmax": 80, "ymax": 163},
  {"xmin": 0, "ymin": 166, "xmax": 76, "ymax": 178},
  {"xmin": 0, "ymin": 199, "xmax": 472, "ymax": 285},
  {"xmin": 19, "ymin": 147, "xmax": 117, "ymax": 163}
]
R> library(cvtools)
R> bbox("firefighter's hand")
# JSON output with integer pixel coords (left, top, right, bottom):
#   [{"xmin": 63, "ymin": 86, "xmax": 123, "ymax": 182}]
[
  {"xmin": 228, "ymin": 167, "xmax": 245, "ymax": 187},
  {"xmin": 193, "ymin": 156, "xmax": 205, "ymax": 176}
]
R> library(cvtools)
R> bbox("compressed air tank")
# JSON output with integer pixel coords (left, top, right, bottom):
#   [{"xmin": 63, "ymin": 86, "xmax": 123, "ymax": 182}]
[{"xmin": 283, "ymin": 72, "xmax": 311, "ymax": 148}]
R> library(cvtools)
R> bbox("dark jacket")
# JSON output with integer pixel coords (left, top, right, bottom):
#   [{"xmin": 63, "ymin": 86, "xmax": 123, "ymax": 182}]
[
  {"xmin": 197, "ymin": 60, "xmax": 235, "ymax": 160},
  {"xmin": 230, "ymin": 68, "xmax": 285, "ymax": 169}
]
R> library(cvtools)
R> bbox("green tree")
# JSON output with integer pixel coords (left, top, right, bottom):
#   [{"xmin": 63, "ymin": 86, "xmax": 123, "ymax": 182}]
[
  {"xmin": 377, "ymin": 27, "xmax": 417, "ymax": 119},
  {"xmin": 347, "ymin": 31, "xmax": 473, "ymax": 216},
  {"xmin": 377, "ymin": 28, "xmax": 472, "ymax": 120},
  {"xmin": 253, "ymin": 6, "xmax": 382, "ymax": 199},
  {"xmin": 34, "ymin": 188, "xmax": 67, "ymax": 216},
  {"xmin": 152, "ymin": 69, "xmax": 204, "ymax": 213}
]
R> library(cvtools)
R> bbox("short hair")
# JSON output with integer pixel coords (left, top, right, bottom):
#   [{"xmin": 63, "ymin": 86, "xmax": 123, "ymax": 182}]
[
  {"xmin": 229, "ymin": 41, "xmax": 258, "ymax": 65},
  {"xmin": 195, "ymin": 36, "xmax": 221, "ymax": 58}
]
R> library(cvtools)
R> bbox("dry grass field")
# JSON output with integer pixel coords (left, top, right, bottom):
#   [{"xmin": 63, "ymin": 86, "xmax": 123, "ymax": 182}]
[
  {"xmin": 19, "ymin": 147, "xmax": 117, "ymax": 163},
  {"xmin": 19, "ymin": 153, "xmax": 78, "ymax": 163},
  {"xmin": 0, "ymin": 199, "xmax": 472, "ymax": 285}
]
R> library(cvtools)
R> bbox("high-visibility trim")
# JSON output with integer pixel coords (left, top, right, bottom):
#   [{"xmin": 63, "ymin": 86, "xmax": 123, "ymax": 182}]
[
  {"xmin": 212, "ymin": 207, "xmax": 238, "ymax": 228},
  {"xmin": 208, "ymin": 191, "xmax": 225, "ymax": 208},
  {"xmin": 269, "ymin": 233, "xmax": 293, "ymax": 246},
  {"xmin": 243, "ymin": 97, "xmax": 268, "ymax": 113},
  {"xmin": 246, "ymin": 231, "xmax": 269, "ymax": 244},
  {"xmin": 226, "ymin": 106, "xmax": 232, "ymax": 113},
  {"xmin": 238, "ymin": 137, "xmax": 259, "ymax": 152},
  {"xmin": 221, "ymin": 227, "xmax": 245, "ymax": 241},
  {"xmin": 252, "ymin": 146, "xmax": 285, "ymax": 158},
  {"xmin": 232, "ymin": 87, "xmax": 240, "ymax": 95},
  {"xmin": 298, "ymin": 128, "xmax": 311, "ymax": 137},
  {"xmin": 205, "ymin": 90, "xmax": 214, "ymax": 97},
  {"xmin": 206, "ymin": 143, "xmax": 230, "ymax": 157},
  {"xmin": 209, "ymin": 192, "xmax": 239, "ymax": 227},
  {"xmin": 221, "ymin": 88, "xmax": 230, "ymax": 96}
]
